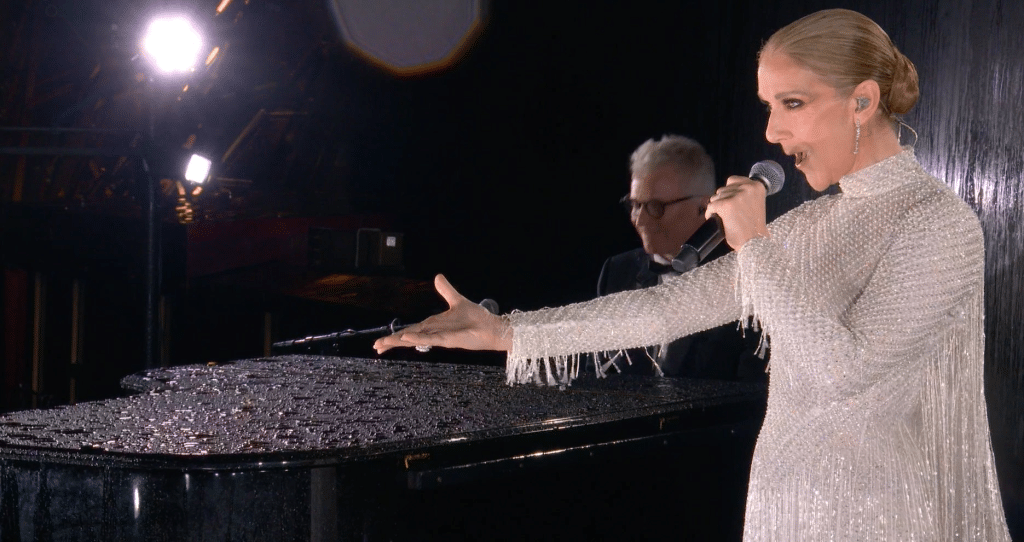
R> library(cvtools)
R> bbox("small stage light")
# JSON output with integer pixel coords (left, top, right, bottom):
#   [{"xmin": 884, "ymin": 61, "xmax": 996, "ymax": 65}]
[
  {"xmin": 185, "ymin": 154, "xmax": 212, "ymax": 183},
  {"xmin": 143, "ymin": 16, "xmax": 203, "ymax": 73}
]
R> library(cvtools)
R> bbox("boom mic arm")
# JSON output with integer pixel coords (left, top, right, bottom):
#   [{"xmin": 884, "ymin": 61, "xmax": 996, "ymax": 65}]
[
  {"xmin": 271, "ymin": 298, "xmax": 500, "ymax": 351},
  {"xmin": 271, "ymin": 319, "xmax": 408, "ymax": 350}
]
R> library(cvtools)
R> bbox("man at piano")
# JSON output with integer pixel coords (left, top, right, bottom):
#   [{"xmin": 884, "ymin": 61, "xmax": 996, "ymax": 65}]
[{"xmin": 596, "ymin": 134, "xmax": 765, "ymax": 380}]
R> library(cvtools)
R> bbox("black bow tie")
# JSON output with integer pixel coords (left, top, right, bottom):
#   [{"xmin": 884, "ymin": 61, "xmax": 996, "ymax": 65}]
[{"xmin": 647, "ymin": 260, "xmax": 678, "ymax": 276}]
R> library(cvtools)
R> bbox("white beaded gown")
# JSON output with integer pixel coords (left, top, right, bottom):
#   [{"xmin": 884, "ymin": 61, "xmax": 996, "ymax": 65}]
[{"xmin": 506, "ymin": 149, "xmax": 1011, "ymax": 541}]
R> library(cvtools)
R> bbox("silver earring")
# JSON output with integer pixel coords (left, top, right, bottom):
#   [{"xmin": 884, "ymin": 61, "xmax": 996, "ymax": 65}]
[{"xmin": 853, "ymin": 118, "xmax": 861, "ymax": 155}]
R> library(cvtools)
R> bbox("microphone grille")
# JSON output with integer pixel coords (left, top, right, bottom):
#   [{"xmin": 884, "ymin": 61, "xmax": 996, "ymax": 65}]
[
  {"xmin": 478, "ymin": 298, "xmax": 500, "ymax": 315},
  {"xmin": 749, "ymin": 160, "xmax": 785, "ymax": 196}
]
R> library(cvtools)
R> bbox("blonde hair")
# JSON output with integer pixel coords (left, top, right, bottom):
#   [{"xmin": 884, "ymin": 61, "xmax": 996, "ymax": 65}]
[{"xmin": 760, "ymin": 9, "xmax": 919, "ymax": 121}]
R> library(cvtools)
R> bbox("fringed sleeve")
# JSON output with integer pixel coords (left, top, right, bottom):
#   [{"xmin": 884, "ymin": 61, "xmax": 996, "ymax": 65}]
[{"xmin": 506, "ymin": 252, "xmax": 743, "ymax": 386}]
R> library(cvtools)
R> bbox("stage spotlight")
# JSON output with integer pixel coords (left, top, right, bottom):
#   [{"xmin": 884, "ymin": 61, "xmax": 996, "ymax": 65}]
[
  {"xmin": 143, "ymin": 16, "xmax": 203, "ymax": 73},
  {"xmin": 185, "ymin": 154, "xmax": 212, "ymax": 183}
]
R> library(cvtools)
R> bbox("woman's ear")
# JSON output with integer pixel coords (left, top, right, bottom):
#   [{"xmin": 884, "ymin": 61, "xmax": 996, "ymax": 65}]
[{"xmin": 852, "ymin": 79, "xmax": 882, "ymax": 119}]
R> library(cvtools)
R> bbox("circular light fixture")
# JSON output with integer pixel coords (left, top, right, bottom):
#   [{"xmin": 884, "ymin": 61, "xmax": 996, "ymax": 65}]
[
  {"xmin": 143, "ymin": 16, "xmax": 204, "ymax": 73},
  {"xmin": 329, "ymin": 0, "xmax": 484, "ymax": 75}
]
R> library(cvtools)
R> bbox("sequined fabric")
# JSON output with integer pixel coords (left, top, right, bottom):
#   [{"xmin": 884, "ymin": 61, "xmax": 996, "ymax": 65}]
[{"xmin": 507, "ymin": 149, "xmax": 1011, "ymax": 541}]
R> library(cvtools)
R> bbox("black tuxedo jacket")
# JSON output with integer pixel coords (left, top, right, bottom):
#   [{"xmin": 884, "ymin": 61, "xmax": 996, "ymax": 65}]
[{"xmin": 595, "ymin": 247, "xmax": 766, "ymax": 381}]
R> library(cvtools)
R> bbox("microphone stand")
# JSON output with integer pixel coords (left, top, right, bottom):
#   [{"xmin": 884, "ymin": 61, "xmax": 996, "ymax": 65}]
[
  {"xmin": 272, "ymin": 319, "xmax": 409, "ymax": 351},
  {"xmin": 271, "ymin": 299, "xmax": 499, "ymax": 354}
]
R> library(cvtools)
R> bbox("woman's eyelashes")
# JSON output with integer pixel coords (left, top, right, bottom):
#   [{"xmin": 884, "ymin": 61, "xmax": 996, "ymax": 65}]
[{"xmin": 763, "ymin": 98, "xmax": 804, "ymax": 114}]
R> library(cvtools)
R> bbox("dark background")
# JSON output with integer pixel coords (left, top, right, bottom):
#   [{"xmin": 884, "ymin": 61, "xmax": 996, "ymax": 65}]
[{"xmin": 1, "ymin": 0, "xmax": 1021, "ymax": 536}]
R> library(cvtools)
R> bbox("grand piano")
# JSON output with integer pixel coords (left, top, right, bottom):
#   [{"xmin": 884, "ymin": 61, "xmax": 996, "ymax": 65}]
[
  {"xmin": 2, "ymin": 3, "xmax": 768, "ymax": 539},
  {"xmin": 0, "ymin": 355, "xmax": 765, "ymax": 541}
]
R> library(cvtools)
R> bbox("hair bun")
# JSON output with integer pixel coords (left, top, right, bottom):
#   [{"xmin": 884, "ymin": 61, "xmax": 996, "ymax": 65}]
[
  {"xmin": 887, "ymin": 51, "xmax": 919, "ymax": 116},
  {"xmin": 762, "ymin": 9, "xmax": 920, "ymax": 122}
]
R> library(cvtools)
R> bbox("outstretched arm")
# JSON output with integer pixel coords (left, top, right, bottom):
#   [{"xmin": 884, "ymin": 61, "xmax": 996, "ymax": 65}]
[{"xmin": 373, "ymin": 274, "xmax": 512, "ymax": 354}]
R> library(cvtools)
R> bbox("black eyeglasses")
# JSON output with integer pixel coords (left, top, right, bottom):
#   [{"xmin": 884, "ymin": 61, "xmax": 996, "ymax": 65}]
[{"xmin": 620, "ymin": 195, "xmax": 696, "ymax": 219}]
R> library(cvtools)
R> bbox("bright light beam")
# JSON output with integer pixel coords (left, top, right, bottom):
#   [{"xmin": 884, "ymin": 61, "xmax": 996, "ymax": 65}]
[
  {"xmin": 185, "ymin": 154, "xmax": 212, "ymax": 183},
  {"xmin": 143, "ymin": 16, "xmax": 203, "ymax": 73}
]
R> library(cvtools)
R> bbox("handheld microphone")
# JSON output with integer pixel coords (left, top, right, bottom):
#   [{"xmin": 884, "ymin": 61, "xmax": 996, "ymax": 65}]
[{"xmin": 672, "ymin": 160, "xmax": 785, "ymax": 273}]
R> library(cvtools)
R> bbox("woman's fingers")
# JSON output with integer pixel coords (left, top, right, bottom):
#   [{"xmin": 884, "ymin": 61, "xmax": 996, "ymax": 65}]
[
  {"xmin": 372, "ymin": 320, "xmax": 478, "ymax": 353},
  {"xmin": 433, "ymin": 274, "xmax": 466, "ymax": 308},
  {"xmin": 373, "ymin": 272, "xmax": 512, "ymax": 354},
  {"xmin": 373, "ymin": 275, "xmax": 474, "ymax": 354},
  {"xmin": 373, "ymin": 315, "xmax": 445, "ymax": 353},
  {"xmin": 705, "ymin": 175, "xmax": 769, "ymax": 249},
  {"xmin": 397, "ymin": 328, "xmax": 460, "ymax": 348},
  {"xmin": 373, "ymin": 333, "xmax": 410, "ymax": 354}
]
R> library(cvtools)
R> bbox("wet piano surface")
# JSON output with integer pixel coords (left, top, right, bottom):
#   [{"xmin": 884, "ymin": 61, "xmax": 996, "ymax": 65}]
[{"xmin": 0, "ymin": 355, "xmax": 766, "ymax": 541}]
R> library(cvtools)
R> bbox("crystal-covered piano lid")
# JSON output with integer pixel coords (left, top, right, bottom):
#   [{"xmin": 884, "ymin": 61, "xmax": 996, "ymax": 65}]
[{"xmin": 0, "ymin": 355, "xmax": 765, "ymax": 541}]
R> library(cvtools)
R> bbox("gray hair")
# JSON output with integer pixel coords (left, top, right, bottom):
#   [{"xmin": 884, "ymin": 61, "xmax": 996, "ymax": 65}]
[{"xmin": 629, "ymin": 134, "xmax": 716, "ymax": 195}]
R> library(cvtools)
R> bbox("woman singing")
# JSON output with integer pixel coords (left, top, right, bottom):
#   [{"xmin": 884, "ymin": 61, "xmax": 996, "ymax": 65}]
[{"xmin": 375, "ymin": 9, "xmax": 1011, "ymax": 541}]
